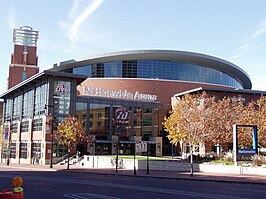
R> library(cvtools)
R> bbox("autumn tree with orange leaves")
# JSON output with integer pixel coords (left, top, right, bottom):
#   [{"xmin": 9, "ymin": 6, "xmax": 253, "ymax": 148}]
[
  {"xmin": 56, "ymin": 115, "xmax": 90, "ymax": 169},
  {"xmin": 163, "ymin": 92, "xmax": 212, "ymax": 176},
  {"xmin": 164, "ymin": 92, "xmax": 266, "ymax": 174},
  {"xmin": 239, "ymin": 96, "xmax": 266, "ymax": 147}
]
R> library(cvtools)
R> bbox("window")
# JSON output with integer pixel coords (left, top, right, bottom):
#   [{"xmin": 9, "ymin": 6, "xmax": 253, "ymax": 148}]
[
  {"xmin": 90, "ymin": 103, "xmax": 110, "ymax": 135},
  {"xmin": 144, "ymin": 108, "xmax": 152, "ymax": 113},
  {"xmin": 92, "ymin": 63, "xmax": 104, "ymax": 77},
  {"xmin": 22, "ymin": 71, "xmax": 26, "ymax": 81},
  {"xmin": 22, "ymin": 90, "xmax": 33, "ymax": 118},
  {"xmin": 4, "ymin": 99, "xmax": 12, "ymax": 121},
  {"xmin": 11, "ymin": 122, "xmax": 18, "ymax": 134},
  {"xmin": 20, "ymin": 142, "xmax": 27, "ymax": 159},
  {"xmin": 32, "ymin": 141, "xmax": 41, "ymax": 161},
  {"xmin": 33, "ymin": 118, "xmax": 43, "ymax": 131},
  {"xmin": 122, "ymin": 60, "xmax": 137, "ymax": 78},
  {"xmin": 34, "ymin": 84, "xmax": 47, "ymax": 116},
  {"xmin": 13, "ymin": 95, "xmax": 22, "ymax": 120},
  {"xmin": 21, "ymin": 120, "xmax": 29, "ymax": 132},
  {"xmin": 10, "ymin": 142, "xmax": 16, "ymax": 159},
  {"xmin": 70, "ymin": 59, "xmax": 243, "ymax": 88},
  {"xmin": 143, "ymin": 117, "xmax": 152, "ymax": 126},
  {"xmin": 73, "ymin": 65, "xmax": 92, "ymax": 77},
  {"xmin": 104, "ymin": 61, "xmax": 122, "ymax": 77}
]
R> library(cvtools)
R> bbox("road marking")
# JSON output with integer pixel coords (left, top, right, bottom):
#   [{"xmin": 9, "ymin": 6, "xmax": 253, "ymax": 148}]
[
  {"xmin": 0, "ymin": 173, "xmax": 251, "ymax": 199},
  {"xmin": 64, "ymin": 193, "xmax": 120, "ymax": 199}
]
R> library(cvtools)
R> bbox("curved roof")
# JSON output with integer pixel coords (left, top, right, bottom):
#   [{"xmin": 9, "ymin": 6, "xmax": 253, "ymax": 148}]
[{"xmin": 51, "ymin": 50, "xmax": 252, "ymax": 89}]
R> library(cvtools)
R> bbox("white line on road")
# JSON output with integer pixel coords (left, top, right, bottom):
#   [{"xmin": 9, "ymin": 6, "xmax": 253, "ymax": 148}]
[{"xmin": 64, "ymin": 193, "xmax": 121, "ymax": 199}]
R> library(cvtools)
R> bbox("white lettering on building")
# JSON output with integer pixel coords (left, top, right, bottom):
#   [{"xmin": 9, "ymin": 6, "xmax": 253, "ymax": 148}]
[
  {"xmin": 55, "ymin": 84, "xmax": 69, "ymax": 94},
  {"xmin": 82, "ymin": 86, "xmax": 157, "ymax": 102}
]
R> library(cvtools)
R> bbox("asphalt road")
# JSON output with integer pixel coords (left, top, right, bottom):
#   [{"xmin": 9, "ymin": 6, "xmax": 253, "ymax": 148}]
[{"xmin": 0, "ymin": 167, "xmax": 265, "ymax": 199}]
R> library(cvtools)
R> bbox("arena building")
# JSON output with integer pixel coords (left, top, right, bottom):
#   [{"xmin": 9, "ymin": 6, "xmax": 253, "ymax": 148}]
[{"xmin": 0, "ymin": 50, "xmax": 254, "ymax": 165}]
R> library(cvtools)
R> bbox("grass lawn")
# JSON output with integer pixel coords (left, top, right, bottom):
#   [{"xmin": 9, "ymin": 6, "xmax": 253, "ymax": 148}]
[{"xmin": 210, "ymin": 159, "xmax": 234, "ymax": 165}]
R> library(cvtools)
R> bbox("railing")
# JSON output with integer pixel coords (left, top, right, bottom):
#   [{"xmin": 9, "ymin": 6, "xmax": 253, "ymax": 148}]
[
  {"xmin": 54, "ymin": 154, "xmax": 69, "ymax": 165},
  {"xmin": 55, "ymin": 154, "xmax": 84, "ymax": 165}
]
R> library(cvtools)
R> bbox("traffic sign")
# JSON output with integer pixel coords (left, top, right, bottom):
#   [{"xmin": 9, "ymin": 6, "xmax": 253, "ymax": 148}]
[{"xmin": 135, "ymin": 143, "xmax": 147, "ymax": 153}]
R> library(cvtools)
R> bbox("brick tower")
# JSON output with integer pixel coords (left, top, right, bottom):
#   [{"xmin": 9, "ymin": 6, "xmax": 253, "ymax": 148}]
[{"xmin": 8, "ymin": 26, "xmax": 39, "ymax": 89}]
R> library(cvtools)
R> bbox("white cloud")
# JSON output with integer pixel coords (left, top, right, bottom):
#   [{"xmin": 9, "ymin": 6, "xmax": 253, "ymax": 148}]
[
  {"xmin": 229, "ymin": 19, "xmax": 266, "ymax": 62},
  {"xmin": 7, "ymin": 8, "xmax": 16, "ymax": 31},
  {"xmin": 59, "ymin": 0, "xmax": 104, "ymax": 50}
]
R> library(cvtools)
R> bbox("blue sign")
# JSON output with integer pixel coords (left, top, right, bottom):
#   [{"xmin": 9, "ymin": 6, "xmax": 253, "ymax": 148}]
[
  {"xmin": 233, "ymin": 124, "xmax": 258, "ymax": 162},
  {"xmin": 4, "ymin": 129, "xmax": 9, "ymax": 140}
]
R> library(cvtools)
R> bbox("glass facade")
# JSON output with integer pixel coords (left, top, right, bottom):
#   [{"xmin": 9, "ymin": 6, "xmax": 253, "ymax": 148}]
[
  {"xmin": 34, "ymin": 84, "xmax": 47, "ymax": 116},
  {"xmin": 71, "ymin": 60, "xmax": 243, "ymax": 88},
  {"xmin": 89, "ymin": 103, "xmax": 110, "ymax": 137},
  {"xmin": 4, "ymin": 99, "xmax": 12, "ymax": 121},
  {"xmin": 13, "ymin": 95, "xmax": 22, "ymax": 121},
  {"xmin": 22, "ymin": 90, "xmax": 33, "ymax": 118}
]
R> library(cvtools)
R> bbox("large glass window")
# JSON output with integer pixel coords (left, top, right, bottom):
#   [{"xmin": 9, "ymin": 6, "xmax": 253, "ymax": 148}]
[
  {"xmin": 34, "ymin": 84, "xmax": 47, "ymax": 116},
  {"xmin": 13, "ymin": 95, "xmax": 22, "ymax": 120},
  {"xmin": 92, "ymin": 63, "xmax": 104, "ymax": 77},
  {"xmin": 73, "ymin": 65, "xmax": 92, "ymax": 77},
  {"xmin": 22, "ymin": 90, "xmax": 33, "ymax": 118},
  {"xmin": 32, "ymin": 141, "xmax": 41, "ymax": 164},
  {"xmin": 89, "ymin": 103, "xmax": 110, "ymax": 136},
  {"xmin": 4, "ymin": 99, "xmax": 12, "ymax": 121},
  {"xmin": 104, "ymin": 61, "xmax": 122, "ymax": 77},
  {"xmin": 76, "ymin": 102, "xmax": 87, "ymax": 130},
  {"xmin": 134, "ymin": 107, "xmax": 142, "ymax": 136},
  {"xmin": 122, "ymin": 60, "xmax": 137, "ymax": 78},
  {"xmin": 72, "ymin": 60, "xmax": 243, "ymax": 88}
]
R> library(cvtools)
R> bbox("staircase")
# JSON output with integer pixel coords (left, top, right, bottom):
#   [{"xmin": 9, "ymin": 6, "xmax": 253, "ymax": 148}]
[{"xmin": 55, "ymin": 154, "xmax": 84, "ymax": 165}]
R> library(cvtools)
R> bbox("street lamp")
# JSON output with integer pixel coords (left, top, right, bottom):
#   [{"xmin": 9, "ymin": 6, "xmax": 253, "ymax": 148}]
[
  {"xmin": 5, "ymin": 118, "xmax": 12, "ymax": 166},
  {"xmin": 45, "ymin": 104, "xmax": 54, "ymax": 168}
]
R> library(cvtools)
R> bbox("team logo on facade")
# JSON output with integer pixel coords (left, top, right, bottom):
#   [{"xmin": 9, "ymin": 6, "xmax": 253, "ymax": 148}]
[
  {"xmin": 114, "ymin": 107, "xmax": 129, "ymax": 125},
  {"xmin": 55, "ymin": 84, "xmax": 69, "ymax": 94}
]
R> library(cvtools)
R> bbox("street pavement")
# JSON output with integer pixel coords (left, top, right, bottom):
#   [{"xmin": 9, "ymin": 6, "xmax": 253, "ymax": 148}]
[{"xmin": 1, "ymin": 163, "xmax": 265, "ymax": 185}]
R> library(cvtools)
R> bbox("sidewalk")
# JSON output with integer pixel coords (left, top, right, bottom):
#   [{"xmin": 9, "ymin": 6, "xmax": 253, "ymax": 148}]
[{"xmin": 1, "ymin": 163, "xmax": 266, "ymax": 185}]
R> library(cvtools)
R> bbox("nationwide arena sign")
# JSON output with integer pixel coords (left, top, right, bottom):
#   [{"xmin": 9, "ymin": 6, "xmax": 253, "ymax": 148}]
[{"xmin": 82, "ymin": 86, "xmax": 157, "ymax": 102}]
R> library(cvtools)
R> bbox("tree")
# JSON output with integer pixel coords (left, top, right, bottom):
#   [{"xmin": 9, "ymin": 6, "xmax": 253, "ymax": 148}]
[
  {"xmin": 239, "ymin": 96, "xmax": 266, "ymax": 147},
  {"xmin": 55, "ymin": 115, "xmax": 89, "ymax": 169},
  {"xmin": 206, "ymin": 96, "xmax": 245, "ymax": 145},
  {"xmin": 256, "ymin": 96, "xmax": 266, "ymax": 147},
  {"xmin": 163, "ymin": 92, "xmax": 210, "ymax": 176}
]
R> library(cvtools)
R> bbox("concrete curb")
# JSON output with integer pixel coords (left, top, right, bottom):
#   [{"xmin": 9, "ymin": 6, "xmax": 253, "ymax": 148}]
[
  {"xmin": 62, "ymin": 169, "xmax": 266, "ymax": 186},
  {"xmin": 1, "ymin": 164, "xmax": 265, "ymax": 186},
  {"xmin": 0, "ymin": 165, "xmax": 57, "ymax": 172}
]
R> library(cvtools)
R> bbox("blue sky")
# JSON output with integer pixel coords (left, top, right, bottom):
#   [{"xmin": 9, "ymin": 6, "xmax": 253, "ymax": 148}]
[{"xmin": 1, "ymin": 0, "xmax": 266, "ymax": 95}]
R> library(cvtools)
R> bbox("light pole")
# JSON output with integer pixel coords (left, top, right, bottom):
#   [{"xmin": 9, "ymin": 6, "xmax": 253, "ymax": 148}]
[
  {"xmin": 115, "ymin": 125, "xmax": 121, "ymax": 173},
  {"xmin": 134, "ymin": 142, "xmax": 136, "ymax": 175},
  {"xmin": 146, "ymin": 142, "xmax": 149, "ymax": 174},
  {"xmin": 6, "ymin": 119, "xmax": 12, "ymax": 166},
  {"xmin": 45, "ymin": 104, "xmax": 54, "ymax": 168}
]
